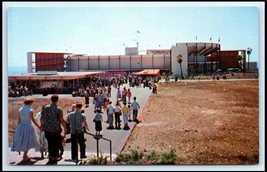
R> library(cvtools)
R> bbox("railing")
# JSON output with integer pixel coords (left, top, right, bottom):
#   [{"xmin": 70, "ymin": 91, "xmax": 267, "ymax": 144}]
[
  {"xmin": 9, "ymin": 129, "xmax": 113, "ymax": 164},
  {"xmin": 84, "ymin": 131, "xmax": 112, "ymax": 161}
]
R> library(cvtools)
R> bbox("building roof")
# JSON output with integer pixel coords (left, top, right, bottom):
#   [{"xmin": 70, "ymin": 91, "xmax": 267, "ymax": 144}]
[
  {"xmin": 134, "ymin": 69, "xmax": 160, "ymax": 76},
  {"xmin": 8, "ymin": 71, "xmax": 104, "ymax": 81},
  {"xmin": 28, "ymin": 51, "xmax": 72, "ymax": 54},
  {"xmin": 146, "ymin": 49, "xmax": 170, "ymax": 52}
]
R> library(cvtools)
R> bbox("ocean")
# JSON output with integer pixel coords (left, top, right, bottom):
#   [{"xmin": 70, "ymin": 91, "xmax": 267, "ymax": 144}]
[{"xmin": 8, "ymin": 66, "xmax": 28, "ymax": 75}]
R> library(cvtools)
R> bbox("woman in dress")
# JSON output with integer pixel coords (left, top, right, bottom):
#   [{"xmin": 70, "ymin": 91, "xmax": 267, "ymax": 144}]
[
  {"xmin": 11, "ymin": 98, "xmax": 41, "ymax": 161},
  {"xmin": 93, "ymin": 108, "xmax": 103, "ymax": 136},
  {"xmin": 35, "ymin": 105, "xmax": 48, "ymax": 158}
]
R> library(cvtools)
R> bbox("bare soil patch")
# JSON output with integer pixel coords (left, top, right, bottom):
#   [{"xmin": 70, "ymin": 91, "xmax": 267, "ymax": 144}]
[{"xmin": 121, "ymin": 80, "xmax": 259, "ymax": 164}]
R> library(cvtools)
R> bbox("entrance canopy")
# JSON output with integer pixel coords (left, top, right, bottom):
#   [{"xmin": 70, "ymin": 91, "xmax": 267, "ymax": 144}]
[
  {"xmin": 8, "ymin": 71, "xmax": 104, "ymax": 81},
  {"xmin": 134, "ymin": 69, "xmax": 160, "ymax": 76}
]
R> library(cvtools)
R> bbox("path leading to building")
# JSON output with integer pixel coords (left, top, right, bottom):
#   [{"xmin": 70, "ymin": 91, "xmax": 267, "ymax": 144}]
[{"xmin": 8, "ymin": 83, "xmax": 152, "ymax": 166}]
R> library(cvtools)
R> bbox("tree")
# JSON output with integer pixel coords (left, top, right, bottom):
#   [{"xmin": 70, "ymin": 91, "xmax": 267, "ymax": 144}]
[{"xmin": 177, "ymin": 54, "xmax": 184, "ymax": 79}]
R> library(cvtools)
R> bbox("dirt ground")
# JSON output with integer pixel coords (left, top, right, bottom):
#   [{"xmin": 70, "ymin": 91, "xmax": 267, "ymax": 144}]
[{"xmin": 121, "ymin": 80, "xmax": 259, "ymax": 165}]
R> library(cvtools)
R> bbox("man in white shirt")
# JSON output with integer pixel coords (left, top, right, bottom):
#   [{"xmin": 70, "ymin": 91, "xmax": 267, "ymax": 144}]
[{"xmin": 106, "ymin": 101, "xmax": 114, "ymax": 129}]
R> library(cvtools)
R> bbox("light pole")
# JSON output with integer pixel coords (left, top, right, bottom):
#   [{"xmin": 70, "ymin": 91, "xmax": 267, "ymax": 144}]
[
  {"xmin": 137, "ymin": 30, "xmax": 140, "ymax": 54},
  {"xmin": 247, "ymin": 47, "xmax": 252, "ymax": 72}
]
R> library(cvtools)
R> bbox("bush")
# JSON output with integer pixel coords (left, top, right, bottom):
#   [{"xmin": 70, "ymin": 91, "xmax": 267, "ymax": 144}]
[
  {"xmin": 157, "ymin": 149, "xmax": 177, "ymax": 164},
  {"xmin": 115, "ymin": 149, "xmax": 177, "ymax": 165},
  {"xmin": 147, "ymin": 150, "xmax": 159, "ymax": 162},
  {"xmin": 115, "ymin": 149, "xmax": 144, "ymax": 164},
  {"xmin": 84, "ymin": 153, "xmax": 108, "ymax": 165}
]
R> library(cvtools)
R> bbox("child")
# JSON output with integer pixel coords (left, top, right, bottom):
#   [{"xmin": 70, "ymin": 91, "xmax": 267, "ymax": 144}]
[
  {"xmin": 93, "ymin": 108, "xmax": 103, "ymax": 136},
  {"xmin": 128, "ymin": 103, "xmax": 132, "ymax": 122}
]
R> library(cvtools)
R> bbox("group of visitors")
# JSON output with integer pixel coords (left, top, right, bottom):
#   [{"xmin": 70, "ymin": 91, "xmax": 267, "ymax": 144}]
[
  {"xmin": 11, "ymin": 93, "xmax": 141, "ymax": 164},
  {"xmin": 8, "ymin": 84, "xmax": 33, "ymax": 97},
  {"xmin": 11, "ymin": 95, "xmax": 89, "ymax": 164},
  {"xmin": 104, "ymin": 96, "xmax": 140, "ymax": 131}
]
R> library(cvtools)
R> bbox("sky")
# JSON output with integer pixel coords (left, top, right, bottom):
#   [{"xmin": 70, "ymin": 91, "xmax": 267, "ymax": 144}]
[{"xmin": 4, "ymin": 2, "xmax": 263, "ymax": 70}]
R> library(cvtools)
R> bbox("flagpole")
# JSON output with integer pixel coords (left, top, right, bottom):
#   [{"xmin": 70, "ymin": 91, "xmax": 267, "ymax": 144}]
[{"xmin": 137, "ymin": 30, "xmax": 140, "ymax": 51}]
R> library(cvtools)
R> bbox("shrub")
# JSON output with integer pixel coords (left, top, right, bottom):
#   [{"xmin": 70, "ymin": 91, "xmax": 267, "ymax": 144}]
[
  {"xmin": 157, "ymin": 149, "xmax": 177, "ymax": 164},
  {"xmin": 147, "ymin": 150, "xmax": 159, "ymax": 162},
  {"xmin": 115, "ymin": 149, "xmax": 144, "ymax": 164},
  {"xmin": 84, "ymin": 153, "xmax": 108, "ymax": 165},
  {"xmin": 115, "ymin": 149, "xmax": 177, "ymax": 165}
]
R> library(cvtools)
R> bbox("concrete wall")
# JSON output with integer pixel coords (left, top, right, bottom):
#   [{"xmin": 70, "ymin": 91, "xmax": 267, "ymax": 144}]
[
  {"xmin": 68, "ymin": 54, "xmax": 171, "ymax": 71},
  {"xmin": 120, "ymin": 55, "xmax": 131, "ymax": 69},
  {"xmin": 27, "ymin": 52, "xmax": 33, "ymax": 73}
]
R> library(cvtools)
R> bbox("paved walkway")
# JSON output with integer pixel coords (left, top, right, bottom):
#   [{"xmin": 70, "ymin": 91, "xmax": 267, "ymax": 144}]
[{"xmin": 8, "ymin": 83, "xmax": 152, "ymax": 166}]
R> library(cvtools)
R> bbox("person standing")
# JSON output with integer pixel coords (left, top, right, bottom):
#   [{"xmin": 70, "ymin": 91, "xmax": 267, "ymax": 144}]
[
  {"xmin": 121, "ymin": 102, "xmax": 130, "ymax": 130},
  {"xmin": 121, "ymin": 87, "xmax": 127, "ymax": 103},
  {"xmin": 116, "ymin": 87, "xmax": 121, "ymax": 102},
  {"xmin": 84, "ymin": 91, "xmax": 90, "ymax": 108},
  {"xmin": 35, "ymin": 105, "xmax": 48, "ymax": 158},
  {"xmin": 114, "ymin": 102, "xmax": 122, "ymax": 129},
  {"xmin": 41, "ymin": 94, "xmax": 67, "ymax": 164},
  {"xmin": 106, "ymin": 101, "xmax": 114, "ymax": 129},
  {"xmin": 11, "ymin": 98, "xmax": 41, "ymax": 162},
  {"xmin": 131, "ymin": 97, "xmax": 140, "ymax": 123},
  {"xmin": 93, "ymin": 108, "xmax": 103, "ymax": 136},
  {"xmin": 107, "ymin": 85, "xmax": 112, "ymax": 97},
  {"xmin": 127, "ymin": 88, "xmax": 132, "ymax": 103},
  {"xmin": 67, "ymin": 102, "xmax": 89, "ymax": 161}
]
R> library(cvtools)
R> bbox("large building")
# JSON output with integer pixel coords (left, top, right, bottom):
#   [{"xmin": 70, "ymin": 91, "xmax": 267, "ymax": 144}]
[
  {"xmin": 27, "ymin": 42, "xmax": 256, "ymax": 78},
  {"xmin": 209, "ymin": 50, "xmax": 246, "ymax": 72}
]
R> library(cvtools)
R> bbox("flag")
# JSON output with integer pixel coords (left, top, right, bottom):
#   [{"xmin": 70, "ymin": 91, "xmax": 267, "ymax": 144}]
[
  {"xmin": 218, "ymin": 37, "xmax": 220, "ymax": 42},
  {"xmin": 137, "ymin": 30, "xmax": 140, "ymax": 33},
  {"xmin": 209, "ymin": 37, "xmax": 212, "ymax": 41}
]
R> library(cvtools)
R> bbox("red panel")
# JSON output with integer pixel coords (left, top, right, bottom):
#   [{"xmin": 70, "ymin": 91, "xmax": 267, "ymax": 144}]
[{"xmin": 35, "ymin": 53, "xmax": 65, "ymax": 71}]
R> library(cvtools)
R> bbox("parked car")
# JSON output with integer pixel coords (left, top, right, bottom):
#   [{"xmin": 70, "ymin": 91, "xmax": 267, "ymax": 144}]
[
  {"xmin": 214, "ymin": 69, "xmax": 224, "ymax": 76},
  {"xmin": 226, "ymin": 68, "xmax": 241, "ymax": 74}
]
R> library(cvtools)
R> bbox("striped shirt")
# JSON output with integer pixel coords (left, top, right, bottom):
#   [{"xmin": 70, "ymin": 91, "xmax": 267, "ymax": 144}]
[{"xmin": 67, "ymin": 110, "xmax": 86, "ymax": 134}]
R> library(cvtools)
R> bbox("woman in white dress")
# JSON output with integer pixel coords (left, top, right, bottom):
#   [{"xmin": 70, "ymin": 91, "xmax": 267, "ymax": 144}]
[
  {"xmin": 11, "ymin": 98, "xmax": 41, "ymax": 161},
  {"xmin": 35, "ymin": 105, "xmax": 48, "ymax": 158}
]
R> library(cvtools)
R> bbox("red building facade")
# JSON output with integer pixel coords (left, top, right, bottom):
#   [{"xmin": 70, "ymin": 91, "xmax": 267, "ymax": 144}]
[
  {"xmin": 209, "ymin": 50, "xmax": 245, "ymax": 72},
  {"xmin": 35, "ymin": 52, "xmax": 65, "ymax": 71}
]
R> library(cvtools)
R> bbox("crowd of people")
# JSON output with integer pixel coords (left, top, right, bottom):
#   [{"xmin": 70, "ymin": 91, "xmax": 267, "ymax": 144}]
[
  {"xmin": 11, "ymin": 74, "xmax": 149, "ymax": 164},
  {"xmin": 8, "ymin": 84, "xmax": 33, "ymax": 97}
]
